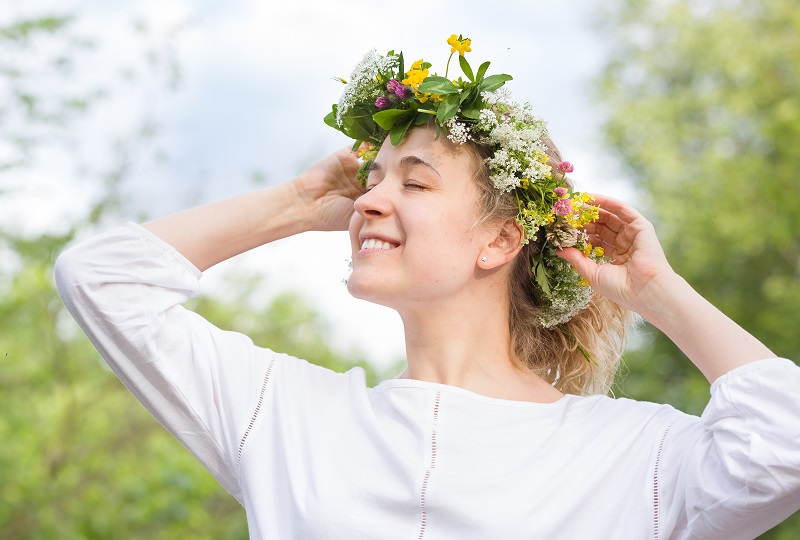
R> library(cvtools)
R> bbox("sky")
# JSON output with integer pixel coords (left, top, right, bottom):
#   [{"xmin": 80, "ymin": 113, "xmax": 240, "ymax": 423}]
[{"xmin": 4, "ymin": 0, "xmax": 635, "ymax": 369}]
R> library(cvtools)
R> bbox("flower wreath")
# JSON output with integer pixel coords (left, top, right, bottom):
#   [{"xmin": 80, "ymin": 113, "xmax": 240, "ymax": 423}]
[{"xmin": 325, "ymin": 34, "xmax": 607, "ymax": 329}]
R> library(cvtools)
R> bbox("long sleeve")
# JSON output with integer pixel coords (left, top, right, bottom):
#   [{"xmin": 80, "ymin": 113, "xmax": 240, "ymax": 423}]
[
  {"xmin": 55, "ymin": 223, "xmax": 275, "ymax": 501},
  {"xmin": 656, "ymin": 358, "xmax": 800, "ymax": 539}
]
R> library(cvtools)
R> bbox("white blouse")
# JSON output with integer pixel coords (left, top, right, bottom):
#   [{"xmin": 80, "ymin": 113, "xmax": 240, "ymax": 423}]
[{"xmin": 55, "ymin": 223, "xmax": 800, "ymax": 539}]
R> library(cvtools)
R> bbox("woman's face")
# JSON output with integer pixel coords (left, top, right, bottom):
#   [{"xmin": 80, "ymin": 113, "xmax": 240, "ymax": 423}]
[{"xmin": 347, "ymin": 126, "xmax": 491, "ymax": 310}]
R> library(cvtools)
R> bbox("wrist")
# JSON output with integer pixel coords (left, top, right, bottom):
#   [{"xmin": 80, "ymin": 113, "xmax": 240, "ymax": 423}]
[
  {"xmin": 278, "ymin": 178, "xmax": 315, "ymax": 233},
  {"xmin": 634, "ymin": 271, "xmax": 695, "ymax": 331}
]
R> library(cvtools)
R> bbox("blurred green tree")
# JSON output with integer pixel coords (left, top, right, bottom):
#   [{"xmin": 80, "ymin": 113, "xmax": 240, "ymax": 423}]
[
  {"xmin": 597, "ymin": 0, "xmax": 800, "ymax": 536},
  {"xmin": 0, "ymin": 14, "xmax": 387, "ymax": 539}
]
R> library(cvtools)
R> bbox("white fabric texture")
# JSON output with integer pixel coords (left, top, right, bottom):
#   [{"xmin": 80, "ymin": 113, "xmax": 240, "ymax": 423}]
[{"xmin": 55, "ymin": 223, "xmax": 800, "ymax": 539}]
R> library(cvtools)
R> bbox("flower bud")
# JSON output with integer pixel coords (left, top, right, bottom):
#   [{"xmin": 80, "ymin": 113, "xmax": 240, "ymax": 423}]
[
  {"xmin": 557, "ymin": 161, "xmax": 575, "ymax": 174},
  {"xmin": 553, "ymin": 198, "xmax": 573, "ymax": 217}
]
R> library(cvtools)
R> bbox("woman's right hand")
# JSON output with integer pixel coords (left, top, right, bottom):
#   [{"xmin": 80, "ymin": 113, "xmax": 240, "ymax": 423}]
[{"xmin": 291, "ymin": 146, "xmax": 364, "ymax": 232}]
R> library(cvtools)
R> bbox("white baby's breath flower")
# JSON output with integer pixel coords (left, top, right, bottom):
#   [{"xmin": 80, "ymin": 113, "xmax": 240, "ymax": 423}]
[
  {"xmin": 476, "ymin": 108, "xmax": 499, "ymax": 131},
  {"xmin": 538, "ymin": 285, "xmax": 593, "ymax": 328},
  {"xmin": 445, "ymin": 118, "xmax": 472, "ymax": 144},
  {"xmin": 337, "ymin": 50, "xmax": 399, "ymax": 126},
  {"xmin": 481, "ymin": 87, "xmax": 512, "ymax": 106}
]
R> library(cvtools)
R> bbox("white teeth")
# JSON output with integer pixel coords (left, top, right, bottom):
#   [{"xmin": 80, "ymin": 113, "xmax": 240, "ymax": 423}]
[{"xmin": 360, "ymin": 238, "xmax": 396, "ymax": 250}]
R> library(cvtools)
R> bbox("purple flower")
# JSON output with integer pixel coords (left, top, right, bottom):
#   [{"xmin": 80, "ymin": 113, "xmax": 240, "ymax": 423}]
[
  {"xmin": 395, "ymin": 85, "xmax": 412, "ymax": 99},
  {"xmin": 553, "ymin": 187, "xmax": 568, "ymax": 198},
  {"xmin": 557, "ymin": 161, "xmax": 575, "ymax": 174},
  {"xmin": 375, "ymin": 96, "xmax": 391, "ymax": 109},
  {"xmin": 386, "ymin": 79, "xmax": 412, "ymax": 99},
  {"xmin": 553, "ymin": 198, "xmax": 573, "ymax": 217}
]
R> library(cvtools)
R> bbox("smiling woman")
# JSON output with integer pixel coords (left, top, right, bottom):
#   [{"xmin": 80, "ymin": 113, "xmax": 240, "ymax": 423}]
[
  {"xmin": 347, "ymin": 128, "xmax": 487, "ymax": 308},
  {"xmin": 54, "ymin": 34, "xmax": 800, "ymax": 539}
]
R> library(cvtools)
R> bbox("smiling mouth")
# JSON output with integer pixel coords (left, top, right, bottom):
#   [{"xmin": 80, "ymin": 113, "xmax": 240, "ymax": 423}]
[{"xmin": 360, "ymin": 238, "xmax": 399, "ymax": 250}]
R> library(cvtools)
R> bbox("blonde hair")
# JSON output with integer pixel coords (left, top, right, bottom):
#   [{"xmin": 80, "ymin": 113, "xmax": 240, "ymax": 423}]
[{"xmin": 467, "ymin": 137, "xmax": 634, "ymax": 396}]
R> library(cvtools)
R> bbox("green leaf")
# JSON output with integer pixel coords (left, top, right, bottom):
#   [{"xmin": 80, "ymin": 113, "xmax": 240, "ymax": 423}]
[
  {"xmin": 413, "ymin": 112, "xmax": 430, "ymax": 125},
  {"xmin": 341, "ymin": 106, "xmax": 379, "ymax": 142},
  {"xmin": 389, "ymin": 116, "xmax": 414, "ymax": 146},
  {"xmin": 373, "ymin": 108, "xmax": 413, "ymax": 130},
  {"xmin": 459, "ymin": 86, "xmax": 480, "ymax": 110},
  {"xmin": 436, "ymin": 93, "xmax": 460, "ymax": 124},
  {"xmin": 417, "ymin": 76, "xmax": 459, "ymax": 95},
  {"xmin": 475, "ymin": 61, "xmax": 490, "ymax": 82},
  {"xmin": 480, "ymin": 74, "xmax": 513, "ymax": 93},
  {"xmin": 535, "ymin": 263, "xmax": 552, "ymax": 297},
  {"xmin": 461, "ymin": 107, "xmax": 482, "ymax": 119},
  {"xmin": 458, "ymin": 55, "xmax": 474, "ymax": 81},
  {"xmin": 397, "ymin": 52, "xmax": 404, "ymax": 81},
  {"xmin": 323, "ymin": 106, "xmax": 338, "ymax": 129},
  {"xmin": 459, "ymin": 86, "xmax": 476, "ymax": 105}
]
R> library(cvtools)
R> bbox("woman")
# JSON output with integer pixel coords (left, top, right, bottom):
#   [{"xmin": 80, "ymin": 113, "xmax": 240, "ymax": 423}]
[{"xmin": 56, "ymin": 36, "xmax": 800, "ymax": 539}]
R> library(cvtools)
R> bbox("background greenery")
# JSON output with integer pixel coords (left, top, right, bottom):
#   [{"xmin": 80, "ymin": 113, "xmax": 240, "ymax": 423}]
[
  {"xmin": 601, "ymin": 0, "xmax": 800, "ymax": 536},
  {"xmin": 1, "ymin": 0, "xmax": 798, "ymax": 537}
]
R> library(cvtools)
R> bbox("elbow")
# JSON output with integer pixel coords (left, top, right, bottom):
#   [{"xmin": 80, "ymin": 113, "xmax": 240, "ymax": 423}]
[
  {"xmin": 54, "ymin": 249, "xmax": 78, "ymax": 302},
  {"xmin": 53, "ymin": 245, "xmax": 99, "ymax": 318}
]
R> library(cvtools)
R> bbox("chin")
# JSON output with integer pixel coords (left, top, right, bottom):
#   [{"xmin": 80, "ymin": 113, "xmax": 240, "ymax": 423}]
[{"xmin": 346, "ymin": 273, "xmax": 399, "ymax": 309}]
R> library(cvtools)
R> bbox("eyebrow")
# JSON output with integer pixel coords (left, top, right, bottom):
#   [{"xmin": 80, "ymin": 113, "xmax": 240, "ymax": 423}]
[{"xmin": 369, "ymin": 155, "xmax": 441, "ymax": 177}]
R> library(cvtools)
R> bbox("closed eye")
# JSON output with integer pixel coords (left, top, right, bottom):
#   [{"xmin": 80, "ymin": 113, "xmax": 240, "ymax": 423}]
[{"xmin": 404, "ymin": 182, "xmax": 426, "ymax": 190}]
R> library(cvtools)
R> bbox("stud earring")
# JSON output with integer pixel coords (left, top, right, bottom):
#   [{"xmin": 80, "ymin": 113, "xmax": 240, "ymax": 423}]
[{"xmin": 481, "ymin": 256, "xmax": 488, "ymax": 262}]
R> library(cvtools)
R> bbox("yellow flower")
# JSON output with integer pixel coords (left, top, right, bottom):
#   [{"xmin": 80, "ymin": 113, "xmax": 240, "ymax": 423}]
[
  {"xmin": 593, "ymin": 247, "xmax": 605, "ymax": 257},
  {"xmin": 582, "ymin": 243, "xmax": 593, "ymax": 257},
  {"xmin": 356, "ymin": 143, "xmax": 377, "ymax": 161},
  {"xmin": 402, "ymin": 59, "xmax": 429, "ymax": 90},
  {"xmin": 417, "ymin": 92, "xmax": 444, "ymax": 103},
  {"xmin": 447, "ymin": 34, "xmax": 472, "ymax": 56},
  {"xmin": 519, "ymin": 178, "xmax": 530, "ymax": 189},
  {"xmin": 579, "ymin": 279, "xmax": 590, "ymax": 287}
]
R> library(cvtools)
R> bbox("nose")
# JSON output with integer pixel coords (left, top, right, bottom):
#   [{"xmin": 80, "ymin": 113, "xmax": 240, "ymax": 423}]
[{"xmin": 354, "ymin": 182, "xmax": 393, "ymax": 219}]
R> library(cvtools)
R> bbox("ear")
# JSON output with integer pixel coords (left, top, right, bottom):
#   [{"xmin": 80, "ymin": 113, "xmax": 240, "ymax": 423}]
[{"xmin": 477, "ymin": 218, "xmax": 524, "ymax": 269}]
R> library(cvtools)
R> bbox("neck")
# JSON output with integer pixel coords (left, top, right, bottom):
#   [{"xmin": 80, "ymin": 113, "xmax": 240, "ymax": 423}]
[{"xmin": 396, "ymin": 279, "xmax": 563, "ymax": 403}]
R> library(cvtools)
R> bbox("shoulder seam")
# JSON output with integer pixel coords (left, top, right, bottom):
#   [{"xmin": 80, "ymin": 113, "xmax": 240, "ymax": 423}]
[
  {"xmin": 236, "ymin": 357, "xmax": 276, "ymax": 481},
  {"xmin": 653, "ymin": 421, "xmax": 676, "ymax": 540}
]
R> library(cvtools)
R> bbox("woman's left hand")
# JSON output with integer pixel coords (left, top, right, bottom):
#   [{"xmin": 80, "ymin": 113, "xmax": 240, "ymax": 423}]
[{"xmin": 556, "ymin": 194, "xmax": 677, "ymax": 318}]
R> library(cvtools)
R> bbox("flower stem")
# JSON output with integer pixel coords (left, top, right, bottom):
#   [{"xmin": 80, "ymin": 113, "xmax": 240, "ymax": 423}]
[{"xmin": 445, "ymin": 52, "xmax": 454, "ymax": 78}]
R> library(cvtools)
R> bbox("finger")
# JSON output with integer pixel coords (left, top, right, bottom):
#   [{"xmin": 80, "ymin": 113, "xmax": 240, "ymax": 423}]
[
  {"xmin": 585, "ymin": 215, "xmax": 637, "ymax": 254},
  {"xmin": 556, "ymin": 246, "xmax": 597, "ymax": 280},
  {"xmin": 593, "ymin": 208, "xmax": 628, "ymax": 233},
  {"xmin": 583, "ymin": 222, "xmax": 620, "ymax": 246},
  {"xmin": 586, "ymin": 233, "xmax": 618, "ymax": 256},
  {"xmin": 589, "ymin": 193, "xmax": 646, "ymax": 224}
]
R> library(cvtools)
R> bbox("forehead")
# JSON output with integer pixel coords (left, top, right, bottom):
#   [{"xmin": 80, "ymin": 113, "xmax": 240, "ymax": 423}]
[{"xmin": 373, "ymin": 126, "xmax": 476, "ymax": 173}]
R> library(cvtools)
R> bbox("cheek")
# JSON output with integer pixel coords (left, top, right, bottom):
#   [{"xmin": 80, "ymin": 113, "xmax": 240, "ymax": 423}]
[
  {"xmin": 410, "ymin": 216, "xmax": 479, "ymax": 279},
  {"xmin": 348, "ymin": 212, "xmax": 364, "ymax": 251}
]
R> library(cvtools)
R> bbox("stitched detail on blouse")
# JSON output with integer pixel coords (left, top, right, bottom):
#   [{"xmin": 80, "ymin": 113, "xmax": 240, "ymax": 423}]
[
  {"xmin": 418, "ymin": 390, "xmax": 442, "ymax": 539},
  {"xmin": 237, "ymin": 359, "xmax": 275, "ymax": 475},
  {"xmin": 653, "ymin": 422, "xmax": 675, "ymax": 540}
]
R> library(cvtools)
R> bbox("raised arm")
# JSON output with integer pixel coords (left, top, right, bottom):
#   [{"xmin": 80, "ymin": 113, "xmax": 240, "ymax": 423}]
[
  {"xmin": 143, "ymin": 146, "xmax": 362, "ymax": 271},
  {"xmin": 558, "ymin": 194, "xmax": 775, "ymax": 383},
  {"xmin": 54, "ymin": 146, "xmax": 364, "ymax": 498}
]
